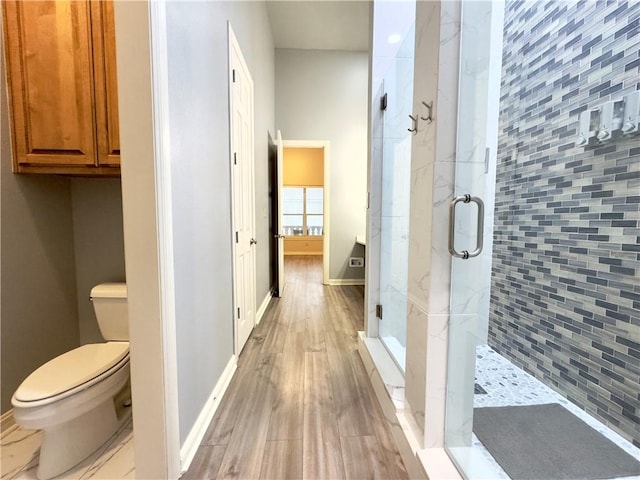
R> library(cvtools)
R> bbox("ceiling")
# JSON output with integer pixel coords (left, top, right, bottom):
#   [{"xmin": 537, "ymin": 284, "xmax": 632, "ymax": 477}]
[{"xmin": 265, "ymin": 1, "xmax": 371, "ymax": 52}]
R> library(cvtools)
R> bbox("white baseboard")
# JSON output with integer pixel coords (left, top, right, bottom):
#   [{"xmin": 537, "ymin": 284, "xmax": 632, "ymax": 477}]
[
  {"xmin": 327, "ymin": 278, "xmax": 365, "ymax": 286},
  {"xmin": 256, "ymin": 292, "xmax": 272, "ymax": 326},
  {"xmin": 180, "ymin": 355, "xmax": 237, "ymax": 473}
]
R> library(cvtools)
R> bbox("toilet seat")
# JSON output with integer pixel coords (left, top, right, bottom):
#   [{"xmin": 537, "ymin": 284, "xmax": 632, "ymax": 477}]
[{"xmin": 13, "ymin": 342, "xmax": 129, "ymax": 407}]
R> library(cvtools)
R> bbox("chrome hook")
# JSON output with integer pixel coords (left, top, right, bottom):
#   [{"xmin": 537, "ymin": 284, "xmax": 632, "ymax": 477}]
[
  {"xmin": 420, "ymin": 101, "xmax": 434, "ymax": 124},
  {"xmin": 408, "ymin": 114, "xmax": 418, "ymax": 134}
]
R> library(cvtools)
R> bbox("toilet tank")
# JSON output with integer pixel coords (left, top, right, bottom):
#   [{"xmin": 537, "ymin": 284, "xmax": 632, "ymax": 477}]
[{"xmin": 90, "ymin": 283, "xmax": 129, "ymax": 341}]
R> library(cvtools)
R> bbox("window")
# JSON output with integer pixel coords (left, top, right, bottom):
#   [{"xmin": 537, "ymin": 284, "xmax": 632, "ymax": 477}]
[{"xmin": 283, "ymin": 187, "xmax": 323, "ymax": 236}]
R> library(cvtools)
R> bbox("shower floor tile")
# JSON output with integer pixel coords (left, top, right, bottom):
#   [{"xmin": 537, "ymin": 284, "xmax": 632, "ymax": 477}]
[
  {"xmin": 471, "ymin": 345, "xmax": 640, "ymax": 480},
  {"xmin": 473, "ymin": 383, "xmax": 487, "ymax": 395}
]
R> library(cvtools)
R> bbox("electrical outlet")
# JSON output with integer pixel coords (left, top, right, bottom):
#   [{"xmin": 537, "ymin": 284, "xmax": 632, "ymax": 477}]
[{"xmin": 349, "ymin": 257, "xmax": 364, "ymax": 268}]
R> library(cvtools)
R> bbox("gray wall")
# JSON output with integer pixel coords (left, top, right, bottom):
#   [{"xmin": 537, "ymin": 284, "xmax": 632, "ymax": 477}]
[
  {"xmin": 0, "ymin": 32, "xmax": 80, "ymax": 412},
  {"xmin": 275, "ymin": 49, "xmax": 368, "ymax": 280},
  {"xmin": 490, "ymin": 0, "xmax": 640, "ymax": 447},
  {"xmin": 71, "ymin": 179, "xmax": 126, "ymax": 344},
  {"xmin": 164, "ymin": 1, "xmax": 275, "ymax": 444}
]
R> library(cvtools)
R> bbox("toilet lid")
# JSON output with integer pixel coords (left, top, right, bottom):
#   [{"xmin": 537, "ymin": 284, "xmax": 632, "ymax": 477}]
[{"xmin": 14, "ymin": 342, "xmax": 129, "ymax": 402}]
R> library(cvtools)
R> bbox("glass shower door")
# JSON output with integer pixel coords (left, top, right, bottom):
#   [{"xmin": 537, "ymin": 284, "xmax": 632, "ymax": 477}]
[
  {"xmin": 378, "ymin": 24, "xmax": 415, "ymax": 371},
  {"xmin": 444, "ymin": 0, "xmax": 497, "ymax": 474}
]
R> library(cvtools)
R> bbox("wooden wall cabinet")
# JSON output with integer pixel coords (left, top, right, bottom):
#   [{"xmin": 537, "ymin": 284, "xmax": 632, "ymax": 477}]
[{"xmin": 2, "ymin": 1, "xmax": 120, "ymax": 175}]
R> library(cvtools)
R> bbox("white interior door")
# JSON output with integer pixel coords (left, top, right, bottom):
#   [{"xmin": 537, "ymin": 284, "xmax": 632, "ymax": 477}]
[
  {"xmin": 229, "ymin": 25, "xmax": 256, "ymax": 354},
  {"xmin": 276, "ymin": 130, "xmax": 284, "ymax": 297}
]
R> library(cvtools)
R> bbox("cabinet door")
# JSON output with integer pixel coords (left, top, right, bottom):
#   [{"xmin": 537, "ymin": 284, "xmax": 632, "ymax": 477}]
[
  {"xmin": 3, "ymin": 1, "xmax": 98, "ymax": 169},
  {"xmin": 91, "ymin": 1, "xmax": 120, "ymax": 167}
]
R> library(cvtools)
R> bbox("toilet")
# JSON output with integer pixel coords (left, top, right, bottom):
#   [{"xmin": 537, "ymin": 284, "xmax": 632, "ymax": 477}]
[{"xmin": 11, "ymin": 283, "xmax": 130, "ymax": 480}]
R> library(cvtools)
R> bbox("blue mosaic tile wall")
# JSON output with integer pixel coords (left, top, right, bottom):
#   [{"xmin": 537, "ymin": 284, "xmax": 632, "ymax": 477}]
[{"xmin": 489, "ymin": 0, "xmax": 640, "ymax": 447}]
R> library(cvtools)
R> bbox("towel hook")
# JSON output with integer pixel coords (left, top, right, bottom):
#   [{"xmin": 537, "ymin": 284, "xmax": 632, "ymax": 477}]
[
  {"xmin": 420, "ymin": 101, "xmax": 434, "ymax": 124},
  {"xmin": 408, "ymin": 114, "xmax": 418, "ymax": 134}
]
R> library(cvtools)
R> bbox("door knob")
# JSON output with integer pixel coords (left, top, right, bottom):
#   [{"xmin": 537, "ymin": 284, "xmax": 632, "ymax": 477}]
[
  {"xmin": 250, "ymin": 238, "xmax": 258, "ymax": 245},
  {"xmin": 273, "ymin": 234, "xmax": 285, "ymax": 239}
]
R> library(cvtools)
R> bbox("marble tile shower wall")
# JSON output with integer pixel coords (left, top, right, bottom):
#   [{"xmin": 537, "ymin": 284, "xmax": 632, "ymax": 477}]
[{"xmin": 489, "ymin": 0, "xmax": 640, "ymax": 447}]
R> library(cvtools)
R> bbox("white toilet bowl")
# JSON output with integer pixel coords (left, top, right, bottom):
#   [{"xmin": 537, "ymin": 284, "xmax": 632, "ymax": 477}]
[{"xmin": 11, "ymin": 283, "xmax": 130, "ymax": 480}]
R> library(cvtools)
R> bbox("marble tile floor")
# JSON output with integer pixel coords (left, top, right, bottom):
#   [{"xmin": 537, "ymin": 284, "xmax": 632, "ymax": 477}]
[
  {"xmin": 1, "ymin": 406, "xmax": 134, "ymax": 480},
  {"xmin": 470, "ymin": 344, "xmax": 640, "ymax": 480}
]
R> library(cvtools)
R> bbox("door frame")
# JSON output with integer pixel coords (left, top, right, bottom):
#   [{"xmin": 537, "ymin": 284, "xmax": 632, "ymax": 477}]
[
  {"xmin": 280, "ymin": 139, "xmax": 331, "ymax": 285},
  {"xmin": 275, "ymin": 131, "xmax": 284, "ymax": 296},
  {"xmin": 114, "ymin": 0, "xmax": 180, "ymax": 477}
]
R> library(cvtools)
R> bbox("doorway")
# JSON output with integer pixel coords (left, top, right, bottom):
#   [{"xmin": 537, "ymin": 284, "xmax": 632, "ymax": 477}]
[{"xmin": 270, "ymin": 140, "xmax": 331, "ymax": 287}]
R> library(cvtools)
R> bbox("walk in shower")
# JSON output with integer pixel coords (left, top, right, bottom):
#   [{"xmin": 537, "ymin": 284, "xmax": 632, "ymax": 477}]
[
  {"xmin": 366, "ymin": 1, "xmax": 639, "ymax": 477},
  {"xmin": 444, "ymin": 0, "xmax": 640, "ymax": 478}
]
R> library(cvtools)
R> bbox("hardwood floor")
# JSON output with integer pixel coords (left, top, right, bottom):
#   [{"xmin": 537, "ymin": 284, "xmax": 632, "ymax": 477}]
[{"xmin": 184, "ymin": 256, "xmax": 408, "ymax": 479}]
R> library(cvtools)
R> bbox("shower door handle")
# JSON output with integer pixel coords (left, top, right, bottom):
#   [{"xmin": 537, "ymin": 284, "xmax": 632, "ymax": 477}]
[{"xmin": 448, "ymin": 194, "xmax": 484, "ymax": 259}]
